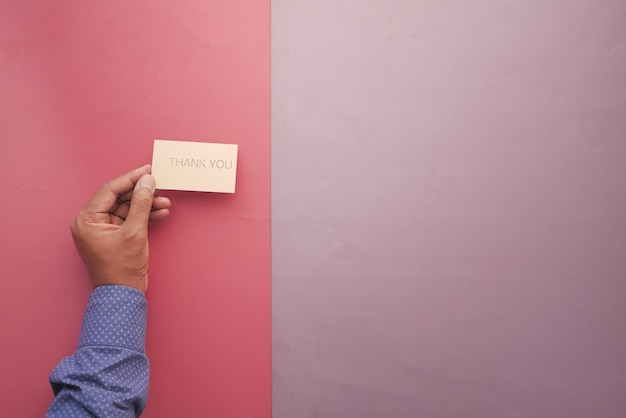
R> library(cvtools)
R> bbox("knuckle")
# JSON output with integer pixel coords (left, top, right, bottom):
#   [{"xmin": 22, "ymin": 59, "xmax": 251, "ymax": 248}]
[
  {"xmin": 100, "ymin": 181, "xmax": 112, "ymax": 192},
  {"xmin": 70, "ymin": 213, "xmax": 85, "ymax": 234}
]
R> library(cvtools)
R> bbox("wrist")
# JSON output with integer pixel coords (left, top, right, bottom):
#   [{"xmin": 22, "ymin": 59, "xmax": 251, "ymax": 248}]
[
  {"xmin": 90, "ymin": 272, "xmax": 148, "ymax": 294},
  {"xmin": 93, "ymin": 282, "xmax": 146, "ymax": 294}
]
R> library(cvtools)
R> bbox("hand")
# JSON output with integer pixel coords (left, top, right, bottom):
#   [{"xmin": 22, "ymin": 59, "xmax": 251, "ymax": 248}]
[{"xmin": 71, "ymin": 165, "xmax": 171, "ymax": 293}]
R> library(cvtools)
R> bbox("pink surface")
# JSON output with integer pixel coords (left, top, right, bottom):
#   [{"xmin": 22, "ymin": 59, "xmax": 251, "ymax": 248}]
[
  {"xmin": 272, "ymin": 1, "xmax": 626, "ymax": 417},
  {"xmin": 0, "ymin": 1, "xmax": 270, "ymax": 417}
]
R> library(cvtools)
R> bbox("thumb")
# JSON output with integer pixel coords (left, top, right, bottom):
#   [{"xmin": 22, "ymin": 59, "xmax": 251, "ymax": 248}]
[{"xmin": 124, "ymin": 174, "xmax": 156, "ymax": 234}]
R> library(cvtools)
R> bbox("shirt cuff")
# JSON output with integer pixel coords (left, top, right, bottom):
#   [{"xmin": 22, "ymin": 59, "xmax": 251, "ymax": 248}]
[{"xmin": 78, "ymin": 285, "xmax": 147, "ymax": 354}]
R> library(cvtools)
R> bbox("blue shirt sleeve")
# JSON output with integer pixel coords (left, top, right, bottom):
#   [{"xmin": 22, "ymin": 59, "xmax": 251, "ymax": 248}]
[{"xmin": 46, "ymin": 285, "xmax": 149, "ymax": 418}]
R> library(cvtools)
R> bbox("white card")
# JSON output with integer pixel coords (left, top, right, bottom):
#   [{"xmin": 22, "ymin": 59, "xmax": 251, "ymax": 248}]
[{"xmin": 151, "ymin": 139, "xmax": 238, "ymax": 193}]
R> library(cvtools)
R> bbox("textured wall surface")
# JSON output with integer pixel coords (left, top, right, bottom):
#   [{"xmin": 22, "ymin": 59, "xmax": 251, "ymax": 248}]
[
  {"xmin": 0, "ymin": 1, "xmax": 270, "ymax": 417},
  {"xmin": 272, "ymin": 1, "xmax": 626, "ymax": 417}
]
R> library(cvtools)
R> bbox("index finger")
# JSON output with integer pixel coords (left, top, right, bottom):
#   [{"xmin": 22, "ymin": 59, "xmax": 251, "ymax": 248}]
[{"xmin": 83, "ymin": 165, "xmax": 152, "ymax": 213}]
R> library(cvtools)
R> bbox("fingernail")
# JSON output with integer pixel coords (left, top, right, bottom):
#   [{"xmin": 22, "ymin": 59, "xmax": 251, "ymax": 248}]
[{"xmin": 138, "ymin": 174, "xmax": 155, "ymax": 191}]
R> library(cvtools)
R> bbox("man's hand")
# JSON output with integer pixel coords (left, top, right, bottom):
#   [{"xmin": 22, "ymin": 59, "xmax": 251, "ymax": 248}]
[{"xmin": 71, "ymin": 165, "xmax": 171, "ymax": 293}]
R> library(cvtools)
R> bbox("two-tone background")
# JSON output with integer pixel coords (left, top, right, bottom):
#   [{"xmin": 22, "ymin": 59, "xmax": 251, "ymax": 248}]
[{"xmin": 1, "ymin": 1, "xmax": 625, "ymax": 417}]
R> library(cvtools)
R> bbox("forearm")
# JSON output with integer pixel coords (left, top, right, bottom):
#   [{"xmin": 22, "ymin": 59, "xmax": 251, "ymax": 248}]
[{"xmin": 47, "ymin": 286, "xmax": 149, "ymax": 418}]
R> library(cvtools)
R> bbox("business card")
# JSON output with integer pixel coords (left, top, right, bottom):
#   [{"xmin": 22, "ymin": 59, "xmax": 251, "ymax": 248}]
[{"xmin": 151, "ymin": 139, "xmax": 238, "ymax": 193}]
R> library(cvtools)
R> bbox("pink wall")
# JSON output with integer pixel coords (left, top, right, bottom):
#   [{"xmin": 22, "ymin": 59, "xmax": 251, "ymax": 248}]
[
  {"xmin": 272, "ymin": 1, "xmax": 626, "ymax": 417},
  {"xmin": 0, "ymin": 1, "xmax": 270, "ymax": 416}
]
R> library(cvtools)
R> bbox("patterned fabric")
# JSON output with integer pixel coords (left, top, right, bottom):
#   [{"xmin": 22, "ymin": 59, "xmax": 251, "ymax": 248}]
[{"xmin": 46, "ymin": 286, "xmax": 149, "ymax": 418}]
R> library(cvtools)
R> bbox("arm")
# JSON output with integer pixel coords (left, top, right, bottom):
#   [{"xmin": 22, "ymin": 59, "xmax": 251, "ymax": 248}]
[
  {"xmin": 47, "ymin": 286, "xmax": 148, "ymax": 417},
  {"xmin": 46, "ymin": 165, "xmax": 171, "ymax": 417}
]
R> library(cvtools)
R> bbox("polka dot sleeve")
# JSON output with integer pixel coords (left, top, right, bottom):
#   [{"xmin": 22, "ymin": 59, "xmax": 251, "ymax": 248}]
[{"xmin": 46, "ymin": 286, "xmax": 149, "ymax": 418}]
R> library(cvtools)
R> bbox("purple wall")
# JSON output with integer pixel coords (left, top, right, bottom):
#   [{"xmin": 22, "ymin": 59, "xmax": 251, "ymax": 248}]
[{"xmin": 272, "ymin": 1, "xmax": 626, "ymax": 417}]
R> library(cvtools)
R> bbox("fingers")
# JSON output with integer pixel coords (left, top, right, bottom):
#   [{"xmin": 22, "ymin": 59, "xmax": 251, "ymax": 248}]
[
  {"xmin": 152, "ymin": 196, "xmax": 172, "ymax": 210},
  {"xmin": 79, "ymin": 166, "xmax": 172, "ymax": 230},
  {"xmin": 84, "ymin": 165, "xmax": 152, "ymax": 214},
  {"xmin": 123, "ymin": 174, "xmax": 156, "ymax": 234},
  {"xmin": 108, "ymin": 196, "xmax": 171, "ymax": 223},
  {"xmin": 111, "ymin": 208, "xmax": 170, "ymax": 225},
  {"xmin": 149, "ymin": 208, "xmax": 170, "ymax": 223},
  {"xmin": 118, "ymin": 187, "xmax": 170, "ymax": 204}
]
